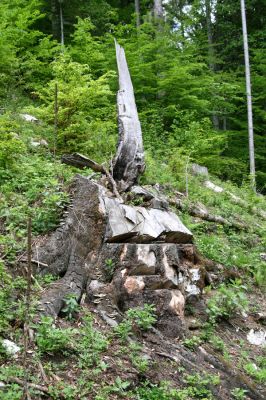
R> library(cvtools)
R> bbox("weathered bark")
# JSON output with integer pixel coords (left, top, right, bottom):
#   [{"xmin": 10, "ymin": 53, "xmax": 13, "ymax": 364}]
[
  {"xmin": 103, "ymin": 197, "xmax": 193, "ymax": 243},
  {"xmin": 112, "ymin": 41, "xmax": 145, "ymax": 191},
  {"xmin": 34, "ymin": 176, "xmax": 199, "ymax": 319},
  {"xmin": 34, "ymin": 177, "xmax": 107, "ymax": 316}
]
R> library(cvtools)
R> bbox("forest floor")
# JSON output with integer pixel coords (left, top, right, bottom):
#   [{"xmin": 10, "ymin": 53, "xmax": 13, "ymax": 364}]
[{"xmin": 0, "ymin": 111, "xmax": 266, "ymax": 399}]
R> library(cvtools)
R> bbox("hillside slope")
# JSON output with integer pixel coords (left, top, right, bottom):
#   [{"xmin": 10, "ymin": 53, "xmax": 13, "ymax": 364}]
[{"xmin": 0, "ymin": 108, "xmax": 265, "ymax": 399}]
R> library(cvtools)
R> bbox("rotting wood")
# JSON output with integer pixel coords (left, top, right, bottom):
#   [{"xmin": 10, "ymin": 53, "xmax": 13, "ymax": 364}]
[
  {"xmin": 34, "ymin": 177, "xmax": 107, "ymax": 317},
  {"xmin": 61, "ymin": 42, "xmax": 145, "ymax": 194},
  {"xmin": 112, "ymin": 40, "xmax": 145, "ymax": 191},
  {"xmin": 172, "ymin": 198, "xmax": 249, "ymax": 230}
]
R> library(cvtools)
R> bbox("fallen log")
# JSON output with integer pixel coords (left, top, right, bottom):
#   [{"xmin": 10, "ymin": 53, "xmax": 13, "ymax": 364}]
[{"xmin": 174, "ymin": 199, "xmax": 249, "ymax": 230}]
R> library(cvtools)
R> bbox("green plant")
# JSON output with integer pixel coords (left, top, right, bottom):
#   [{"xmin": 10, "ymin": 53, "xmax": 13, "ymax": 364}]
[
  {"xmin": 131, "ymin": 354, "xmax": 149, "ymax": 374},
  {"xmin": 35, "ymin": 316, "xmax": 76, "ymax": 354},
  {"xmin": 114, "ymin": 319, "xmax": 132, "ymax": 341},
  {"xmin": 108, "ymin": 377, "xmax": 130, "ymax": 394},
  {"xmin": 182, "ymin": 335, "xmax": 202, "ymax": 350},
  {"xmin": 206, "ymin": 281, "xmax": 249, "ymax": 324},
  {"xmin": 78, "ymin": 313, "xmax": 108, "ymax": 367},
  {"xmin": 114, "ymin": 304, "xmax": 157, "ymax": 342},
  {"xmin": 209, "ymin": 336, "xmax": 226, "ymax": 353},
  {"xmin": 104, "ymin": 258, "xmax": 115, "ymax": 281},
  {"xmin": 244, "ymin": 360, "xmax": 266, "ymax": 384},
  {"xmin": 134, "ymin": 380, "xmax": 190, "ymax": 400},
  {"xmin": 0, "ymin": 365, "xmax": 25, "ymax": 399},
  {"xmin": 231, "ymin": 387, "xmax": 248, "ymax": 399},
  {"xmin": 128, "ymin": 340, "xmax": 149, "ymax": 373},
  {"xmin": 184, "ymin": 372, "xmax": 220, "ymax": 399},
  {"xmin": 126, "ymin": 303, "xmax": 157, "ymax": 331},
  {"xmin": 62, "ymin": 294, "xmax": 80, "ymax": 320},
  {"xmin": 48, "ymin": 382, "xmax": 79, "ymax": 400}
]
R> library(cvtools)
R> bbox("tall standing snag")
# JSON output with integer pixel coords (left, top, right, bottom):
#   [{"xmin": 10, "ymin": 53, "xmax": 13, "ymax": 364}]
[
  {"xmin": 240, "ymin": 0, "xmax": 256, "ymax": 191},
  {"xmin": 112, "ymin": 41, "xmax": 145, "ymax": 191}
]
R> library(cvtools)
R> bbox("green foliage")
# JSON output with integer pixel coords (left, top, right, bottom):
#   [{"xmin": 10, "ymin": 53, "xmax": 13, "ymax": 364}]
[
  {"xmin": 0, "ymin": 384, "xmax": 23, "ymax": 400},
  {"xmin": 69, "ymin": 18, "xmax": 105, "ymax": 73},
  {"xmin": 114, "ymin": 304, "xmax": 157, "ymax": 341},
  {"xmin": 244, "ymin": 357, "xmax": 266, "ymax": 384},
  {"xmin": 170, "ymin": 112, "xmax": 227, "ymax": 162},
  {"xmin": 182, "ymin": 335, "xmax": 202, "ymax": 350},
  {"xmin": 134, "ymin": 373, "xmax": 220, "ymax": 400},
  {"xmin": 0, "ymin": 262, "xmax": 32, "ymax": 335},
  {"xmin": 128, "ymin": 341, "xmax": 149, "ymax": 374},
  {"xmin": 126, "ymin": 303, "xmax": 157, "ymax": 331},
  {"xmin": 32, "ymin": 52, "xmax": 116, "ymax": 158},
  {"xmin": 0, "ymin": 0, "xmax": 46, "ymax": 94},
  {"xmin": 104, "ymin": 258, "xmax": 115, "ymax": 281},
  {"xmin": 78, "ymin": 313, "xmax": 109, "ymax": 368},
  {"xmin": 231, "ymin": 388, "xmax": 248, "ymax": 400},
  {"xmin": 62, "ymin": 294, "xmax": 80, "ymax": 320},
  {"xmin": 35, "ymin": 316, "xmax": 76, "ymax": 354},
  {"xmin": 207, "ymin": 281, "xmax": 249, "ymax": 325},
  {"xmin": 114, "ymin": 319, "xmax": 133, "ymax": 342},
  {"xmin": 0, "ymin": 111, "xmax": 73, "ymax": 265},
  {"xmin": 184, "ymin": 373, "xmax": 220, "ymax": 399},
  {"xmin": 135, "ymin": 381, "xmax": 183, "ymax": 400},
  {"xmin": 47, "ymin": 382, "xmax": 79, "ymax": 400},
  {"xmin": 107, "ymin": 377, "xmax": 131, "ymax": 394},
  {"xmin": 0, "ymin": 116, "xmax": 26, "ymax": 169}
]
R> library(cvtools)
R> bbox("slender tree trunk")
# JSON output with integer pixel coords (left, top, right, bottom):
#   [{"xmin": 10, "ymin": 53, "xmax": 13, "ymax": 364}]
[
  {"xmin": 205, "ymin": 0, "xmax": 215, "ymax": 71},
  {"xmin": 54, "ymin": 83, "xmax": 58, "ymax": 158},
  {"xmin": 240, "ymin": 0, "xmax": 256, "ymax": 191},
  {"xmin": 154, "ymin": 0, "xmax": 163, "ymax": 19},
  {"xmin": 178, "ymin": 0, "xmax": 185, "ymax": 39},
  {"xmin": 135, "ymin": 0, "xmax": 140, "ymax": 28},
  {"xmin": 51, "ymin": 0, "xmax": 59, "ymax": 41},
  {"xmin": 59, "ymin": 0, "xmax": 64, "ymax": 47}
]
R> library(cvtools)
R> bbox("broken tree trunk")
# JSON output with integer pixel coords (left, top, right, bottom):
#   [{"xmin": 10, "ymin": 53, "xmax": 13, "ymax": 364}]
[
  {"xmin": 62, "ymin": 42, "xmax": 145, "ymax": 193},
  {"xmin": 33, "ymin": 42, "xmax": 203, "ymax": 327},
  {"xmin": 112, "ymin": 40, "xmax": 145, "ymax": 191}
]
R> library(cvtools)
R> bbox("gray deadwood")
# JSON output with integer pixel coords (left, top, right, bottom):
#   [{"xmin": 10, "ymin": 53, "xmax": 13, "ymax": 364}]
[
  {"xmin": 240, "ymin": 0, "xmax": 256, "ymax": 191},
  {"xmin": 112, "ymin": 41, "xmax": 145, "ymax": 191}
]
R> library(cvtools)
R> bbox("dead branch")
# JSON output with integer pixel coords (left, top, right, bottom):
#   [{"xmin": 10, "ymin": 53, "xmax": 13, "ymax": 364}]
[{"xmin": 62, "ymin": 153, "xmax": 122, "ymax": 200}]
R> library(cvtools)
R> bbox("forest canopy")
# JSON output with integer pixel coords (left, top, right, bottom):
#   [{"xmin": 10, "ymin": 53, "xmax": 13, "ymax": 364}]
[{"xmin": 0, "ymin": 0, "xmax": 265, "ymax": 191}]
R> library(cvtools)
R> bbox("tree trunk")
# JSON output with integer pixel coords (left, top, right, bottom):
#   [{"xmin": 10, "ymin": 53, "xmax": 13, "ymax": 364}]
[
  {"xmin": 240, "ymin": 0, "xmax": 256, "ymax": 191},
  {"xmin": 32, "ymin": 43, "xmax": 201, "ymax": 327},
  {"xmin": 112, "ymin": 41, "xmax": 145, "ymax": 191},
  {"xmin": 154, "ymin": 0, "xmax": 164, "ymax": 19},
  {"xmin": 205, "ymin": 0, "xmax": 219, "ymax": 129},
  {"xmin": 135, "ymin": 0, "xmax": 140, "ymax": 27},
  {"xmin": 51, "ymin": 0, "xmax": 59, "ymax": 41},
  {"xmin": 59, "ymin": 0, "xmax": 64, "ymax": 47}
]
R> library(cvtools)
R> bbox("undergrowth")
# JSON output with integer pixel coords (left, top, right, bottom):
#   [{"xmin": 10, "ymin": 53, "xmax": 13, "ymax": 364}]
[{"xmin": 0, "ymin": 95, "xmax": 265, "ymax": 399}]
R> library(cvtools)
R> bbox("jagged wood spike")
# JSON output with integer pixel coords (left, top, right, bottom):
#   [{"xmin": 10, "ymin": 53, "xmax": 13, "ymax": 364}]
[{"xmin": 112, "ymin": 40, "xmax": 145, "ymax": 191}]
